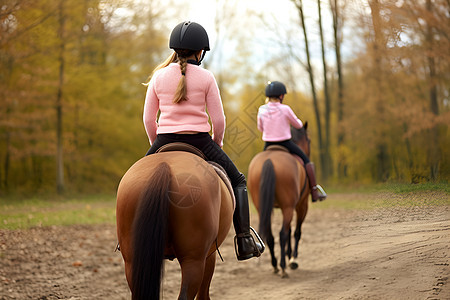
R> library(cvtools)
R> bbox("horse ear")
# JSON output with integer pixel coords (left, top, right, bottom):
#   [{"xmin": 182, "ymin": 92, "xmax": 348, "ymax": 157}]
[{"xmin": 304, "ymin": 121, "xmax": 308, "ymax": 130}]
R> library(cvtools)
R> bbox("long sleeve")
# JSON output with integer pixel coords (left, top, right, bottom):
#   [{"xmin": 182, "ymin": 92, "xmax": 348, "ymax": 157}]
[
  {"xmin": 143, "ymin": 78, "xmax": 159, "ymax": 145},
  {"xmin": 257, "ymin": 102, "xmax": 303, "ymax": 142},
  {"xmin": 286, "ymin": 106, "xmax": 303, "ymax": 129},
  {"xmin": 144, "ymin": 63, "xmax": 226, "ymax": 143},
  {"xmin": 257, "ymin": 108, "xmax": 264, "ymax": 132},
  {"xmin": 205, "ymin": 74, "xmax": 226, "ymax": 147}
]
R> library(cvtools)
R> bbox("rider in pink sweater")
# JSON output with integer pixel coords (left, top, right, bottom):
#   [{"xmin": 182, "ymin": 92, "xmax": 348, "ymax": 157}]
[
  {"xmin": 144, "ymin": 62, "xmax": 226, "ymax": 147},
  {"xmin": 143, "ymin": 21, "xmax": 264, "ymax": 261},
  {"xmin": 257, "ymin": 81, "xmax": 326, "ymax": 202},
  {"xmin": 257, "ymin": 101, "xmax": 303, "ymax": 142}
]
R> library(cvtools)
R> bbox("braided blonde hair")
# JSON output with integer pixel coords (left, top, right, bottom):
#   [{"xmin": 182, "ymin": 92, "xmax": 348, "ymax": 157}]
[{"xmin": 172, "ymin": 56, "xmax": 188, "ymax": 103}]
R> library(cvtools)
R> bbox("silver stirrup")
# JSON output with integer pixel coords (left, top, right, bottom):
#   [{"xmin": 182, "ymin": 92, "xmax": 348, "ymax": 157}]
[
  {"xmin": 250, "ymin": 226, "xmax": 265, "ymax": 253},
  {"xmin": 316, "ymin": 185, "xmax": 327, "ymax": 199}
]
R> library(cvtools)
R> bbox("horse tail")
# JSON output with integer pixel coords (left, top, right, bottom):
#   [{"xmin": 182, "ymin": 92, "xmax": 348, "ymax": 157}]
[
  {"xmin": 131, "ymin": 162, "xmax": 171, "ymax": 300},
  {"xmin": 259, "ymin": 159, "xmax": 276, "ymax": 241}
]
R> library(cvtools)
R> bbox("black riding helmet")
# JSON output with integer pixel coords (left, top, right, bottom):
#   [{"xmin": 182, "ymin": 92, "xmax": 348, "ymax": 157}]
[
  {"xmin": 265, "ymin": 81, "xmax": 287, "ymax": 98},
  {"xmin": 169, "ymin": 21, "xmax": 210, "ymax": 64}
]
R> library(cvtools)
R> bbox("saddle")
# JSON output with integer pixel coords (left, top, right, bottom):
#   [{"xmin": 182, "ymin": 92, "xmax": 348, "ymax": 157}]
[
  {"xmin": 266, "ymin": 145, "xmax": 289, "ymax": 153},
  {"xmin": 157, "ymin": 142, "xmax": 206, "ymax": 160},
  {"xmin": 156, "ymin": 142, "xmax": 236, "ymax": 208},
  {"xmin": 265, "ymin": 145, "xmax": 304, "ymax": 167}
]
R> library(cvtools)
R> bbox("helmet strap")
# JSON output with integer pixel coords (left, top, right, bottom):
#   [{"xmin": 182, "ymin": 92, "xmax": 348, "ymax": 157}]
[
  {"xmin": 196, "ymin": 50, "xmax": 207, "ymax": 65},
  {"xmin": 180, "ymin": 50, "xmax": 206, "ymax": 66},
  {"xmin": 187, "ymin": 59, "xmax": 200, "ymax": 66}
]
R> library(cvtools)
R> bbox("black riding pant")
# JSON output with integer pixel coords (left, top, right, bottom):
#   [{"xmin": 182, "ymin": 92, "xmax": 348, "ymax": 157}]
[
  {"xmin": 264, "ymin": 139, "xmax": 310, "ymax": 164},
  {"xmin": 146, "ymin": 133, "xmax": 245, "ymax": 187}
]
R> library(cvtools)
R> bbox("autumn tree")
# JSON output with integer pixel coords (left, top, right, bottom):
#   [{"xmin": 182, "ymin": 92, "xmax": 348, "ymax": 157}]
[
  {"xmin": 0, "ymin": 0, "xmax": 172, "ymax": 194},
  {"xmin": 317, "ymin": 0, "xmax": 333, "ymax": 179},
  {"xmin": 390, "ymin": 0, "xmax": 449, "ymax": 181},
  {"xmin": 292, "ymin": 0, "xmax": 327, "ymax": 178},
  {"xmin": 0, "ymin": 0, "xmax": 61, "ymax": 192},
  {"xmin": 342, "ymin": 0, "xmax": 449, "ymax": 182},
  {"xmin": 329, "ymin": 0, "xmax": 346, "ymax": 177}
]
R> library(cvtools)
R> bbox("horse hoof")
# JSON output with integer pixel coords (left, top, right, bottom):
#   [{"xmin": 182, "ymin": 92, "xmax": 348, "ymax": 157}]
[
  {"xmin": 281, "ymin": 271, "xmax": 289, "ymax": 278},
  {"xmin": 289, "ymin": 258, "xmax": 299, "ymax": 270},
  {"xmin": 273, "ymin": 267, "xmax": 279, "ymax": 274}
]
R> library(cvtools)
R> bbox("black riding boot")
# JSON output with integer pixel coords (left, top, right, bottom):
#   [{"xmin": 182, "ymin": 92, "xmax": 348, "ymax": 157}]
[{"xmin": 233, "ymin": 184, "xmax": 265, "ymax": 260}]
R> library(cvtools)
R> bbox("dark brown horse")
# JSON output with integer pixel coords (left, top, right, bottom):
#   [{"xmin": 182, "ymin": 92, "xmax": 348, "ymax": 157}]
[
  {"xmin": 248, "ymin": 124, "xmax": 311, "ymax": 278},
  {"xmin": 116, "ymin": 146, "xmax": 234, "ymax": 299}
]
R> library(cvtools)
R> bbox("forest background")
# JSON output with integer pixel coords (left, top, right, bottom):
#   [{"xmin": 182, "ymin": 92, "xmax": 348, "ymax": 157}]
[{"xmin": 0, "ymin": 0, "xmax": 449, "ymax": 196}]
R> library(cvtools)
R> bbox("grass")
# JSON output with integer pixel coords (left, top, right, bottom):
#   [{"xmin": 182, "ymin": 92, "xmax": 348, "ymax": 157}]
[
  {"xmin": 325, "ymin": 181, "xmax": 450, "ymax": 194},
  {"xmin": 311, "ymin": 182, "xmax": 450, "ymax": 210},
  {"xmin": 1, "ymin": 183, "xmax": 449, "ymax": 230},
  {"xmin": 0, "ymin": 194, "xmax": 116, "ymax": 230}
]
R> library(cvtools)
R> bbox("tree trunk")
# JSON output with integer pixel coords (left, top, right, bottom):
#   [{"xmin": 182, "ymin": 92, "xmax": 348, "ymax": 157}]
[
  {"xmin": 425, "ymin": 0, "xmax": 440, "ymax": 181},
  {"xmin": 293, "ymin": 0, "xmax": 326, "ymax": 177},
  {"xmin": 369, "ymin": 0, "xmax": 390, "ymax": 182},
  {"xmin": 56, "ymin": 0, "xmax": 65, "ymax": 194},
  {"xmin": 330, "ymin": 0, "xmax": 346, "ymax": 177},
  {"xmin": 317, "ymin": 0, "xmax": 332, "ymax": 180}
]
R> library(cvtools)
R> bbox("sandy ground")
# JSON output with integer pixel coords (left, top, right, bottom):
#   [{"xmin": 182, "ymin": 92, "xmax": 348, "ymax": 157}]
[{"xmin": 0, "ymin": 193, "xmax": 449, "ymax": 300}]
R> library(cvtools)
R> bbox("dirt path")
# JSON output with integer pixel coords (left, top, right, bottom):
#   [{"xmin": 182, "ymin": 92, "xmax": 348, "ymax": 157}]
[{"xmin": 1, "ymin": 194, "xmax": 449, "ymax": 299}]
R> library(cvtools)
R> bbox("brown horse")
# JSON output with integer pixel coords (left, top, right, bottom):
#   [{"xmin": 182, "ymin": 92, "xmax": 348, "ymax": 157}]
[
  {"xmin": 248, "ymin": 124, "xmax": 311, "ymax": 278},
  {"xmin": 116, "ymin": 145, "xmax": 234, "ymax": 300}
]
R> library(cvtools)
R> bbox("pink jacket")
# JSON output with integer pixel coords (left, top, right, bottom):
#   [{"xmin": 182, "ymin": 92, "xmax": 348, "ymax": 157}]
[
  {"xmin": 143, "ymin": 63, "xmax": 226, "ymax": 147},
  {"xmin": 257, "ymin": 102, "xmax": 303, "ymax": 142}
]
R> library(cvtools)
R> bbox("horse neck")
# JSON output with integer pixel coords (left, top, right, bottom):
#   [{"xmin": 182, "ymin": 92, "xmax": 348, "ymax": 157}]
[{"xmin": 295, "ymin": 140, "xmax": 310, "ymax": 157}]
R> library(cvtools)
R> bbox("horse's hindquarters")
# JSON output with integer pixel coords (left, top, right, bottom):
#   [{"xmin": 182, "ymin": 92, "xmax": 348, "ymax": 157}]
[
  {"xmin": 248, "ymin": 149, "xmax": 309, "ymax": 277},
  {"xmin": 248, "ymin": 151, "xmax": 303, "ymax": 209},
  {"xmin": 116, "ymin": 152, "xmax": 235, "ymax": 298},
  {"xmin": 117, "ymin": 152, "xmax": 234, "ymax": 261}
]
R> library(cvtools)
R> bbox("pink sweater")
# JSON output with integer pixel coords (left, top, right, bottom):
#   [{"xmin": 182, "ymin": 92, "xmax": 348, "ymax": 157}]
[
  {"xmin": 143, "ymin": 63, "xmax": 226, "ymax": 147},
  {"xmin": 257, "ymin": 102, "xmax": 303, "ymax": 142}
]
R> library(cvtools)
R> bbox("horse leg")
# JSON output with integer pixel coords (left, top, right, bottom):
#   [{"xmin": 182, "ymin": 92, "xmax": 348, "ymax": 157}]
[
  {"xmin": 116, "ymin": 211, "xmax": 135, "ymax": 294},
  {"xmin": 117, "ymin": 237, "xmax": 133, "ymax": 291},
  {"xmin": 267, "ymin": 230, "xmax": 278, "ymax": 274},
  {"xmin": 178, "ymin": 258, "xmax": 206, "ymax": 300},
  {"xmin": 123, "ymin": 259, "xmax": 133, "ymax": 292},
  {"xmin": 279, "ymin": 209, "xmax": 293, "ymax": 278},
  {"xmin": 286, "ymin": 227, "xmax": 292, "ymax": 262},
  {"xmin": 196, "ymin": 252, "xmax": 216, "ymax": 300},
  {"xmin": 290, "ymin": 198, "xmax": 308, "ymax": 270},
  {"xmin": 290, "ymin": 223, "xmax": 301, "ymax": 270},
  {"xmin": 279, "ymin": 227, "xmax": 290, "ymax": 278}
]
